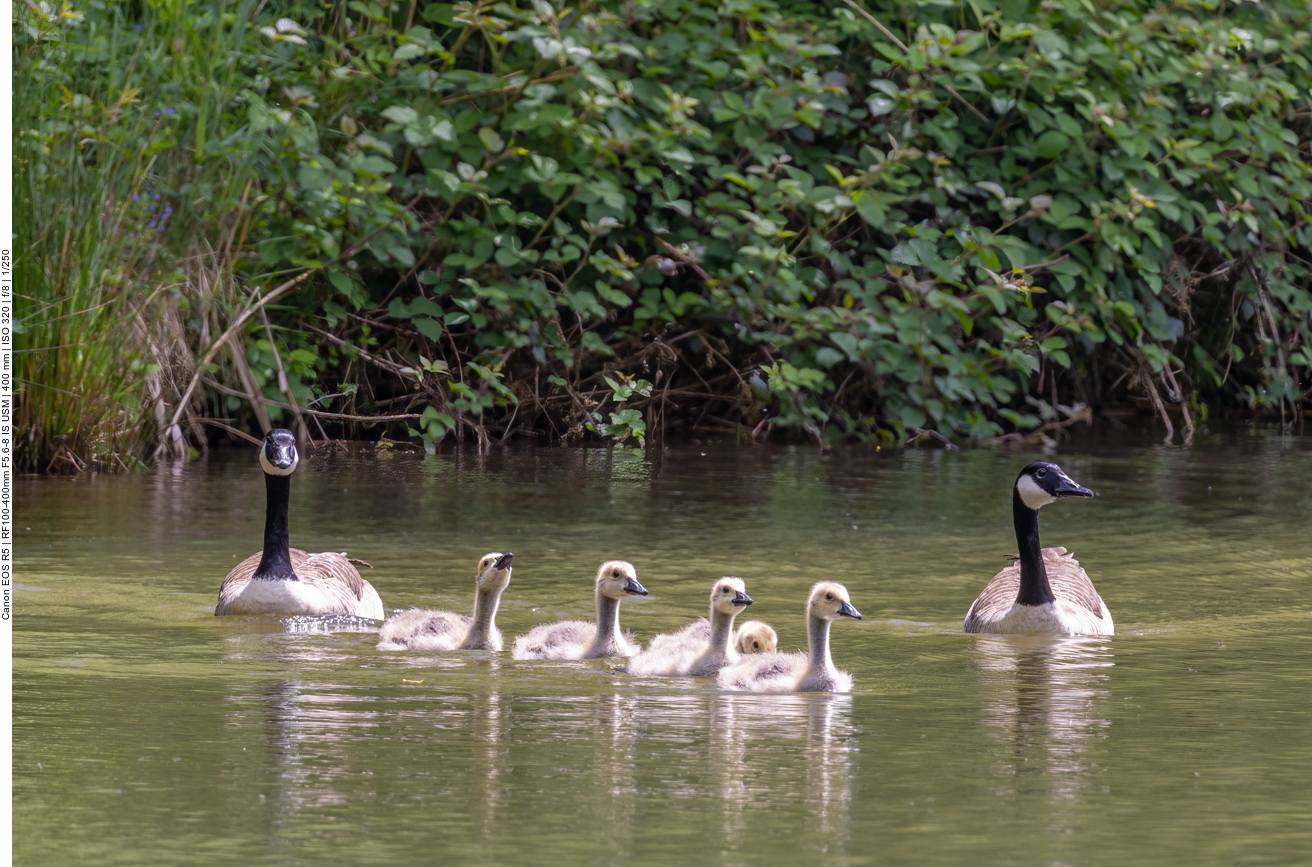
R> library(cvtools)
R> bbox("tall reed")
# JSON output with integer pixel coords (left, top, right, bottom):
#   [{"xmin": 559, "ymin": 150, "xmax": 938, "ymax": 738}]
[{"xmin": 14, "ymin": 2, "xmax": 275, "ymax": 471}]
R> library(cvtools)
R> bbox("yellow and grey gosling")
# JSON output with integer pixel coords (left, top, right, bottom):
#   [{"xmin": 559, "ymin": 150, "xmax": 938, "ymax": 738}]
[
  {"xmin": 628, "ymin": 577, "xmax": 754, "ymax": 677},
  {"xmin": 377, "ymin": 552, "xmax": 514, "ymax": 651},
  {"xmin": 963, "ymin": 461, "xmax": 1112, "ymax": 636},
  {"xmin": 734, "ymin": 620, "xmax": 777, "ymax": 654},
  {"xmin": 215, "ymin": 429, "xmax": 383, "ymax": 619},
  {"xmin": 717, "ymin": 581, "xmax": 861, "ymax": 693},
  {"xmin": 512, "ymin": 561, "xmax": 648, "ymax": 660}
]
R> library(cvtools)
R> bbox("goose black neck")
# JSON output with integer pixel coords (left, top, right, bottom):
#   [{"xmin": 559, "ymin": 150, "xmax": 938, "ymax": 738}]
[
  {"xmin": 254, "ymin": 472, "xmax": 295, "ymax": 580},
  {"xmin": 1013, "ymin": 488, "xmax": 1055, "ymax": 606}
]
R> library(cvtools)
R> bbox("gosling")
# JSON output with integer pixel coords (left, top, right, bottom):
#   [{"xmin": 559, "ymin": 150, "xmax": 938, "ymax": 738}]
[
  {"xmin": 717, "ymin": 581, "xmax": 861, "ymax": 693},
  {"xmin": 512, "ymin": 561, "xmax": 648, "ymax": 660},
  {"xmin": 628, "ymin": 577, "xmax": 754, "ymax": 677},
  {"xmin": 377, "ymin": 552, "xmax": 514, "ymax": 651},
  {"xmin": 734, "ymin": 620, "xmax": 778, "ymax": 654}
]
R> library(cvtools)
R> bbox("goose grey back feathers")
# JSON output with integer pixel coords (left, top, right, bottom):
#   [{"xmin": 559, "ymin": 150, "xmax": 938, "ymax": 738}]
[{"xmin": 217, "ymin": 547, "xmax": 381, "ymax": 617}]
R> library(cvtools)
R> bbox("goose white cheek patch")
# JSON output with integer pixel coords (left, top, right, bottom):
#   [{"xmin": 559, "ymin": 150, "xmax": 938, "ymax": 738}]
[
  {"xmin": 260, "ymin": 449, "xmax": 299, "ymax": 476},
  {"xmin": 1016, "ymin": 474, "xmax": 1056, "ymax": 509}
]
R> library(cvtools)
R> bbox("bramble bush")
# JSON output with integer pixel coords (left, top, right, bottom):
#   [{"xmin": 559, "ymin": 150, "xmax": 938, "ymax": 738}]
[{"xmin": 15, "ymin": 0, "xmax": 1312, "ymax": 468}]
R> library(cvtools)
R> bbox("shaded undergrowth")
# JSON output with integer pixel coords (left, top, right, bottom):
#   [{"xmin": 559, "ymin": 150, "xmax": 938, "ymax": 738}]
[{"xmin": 14, "ymin": 0, "xmax": 1312, "ymax": 471}]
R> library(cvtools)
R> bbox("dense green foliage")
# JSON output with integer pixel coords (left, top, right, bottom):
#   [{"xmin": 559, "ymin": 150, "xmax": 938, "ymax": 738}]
[{"xmin": 14, "ymin": 0, "xmax": 1312, "ymax": 469}]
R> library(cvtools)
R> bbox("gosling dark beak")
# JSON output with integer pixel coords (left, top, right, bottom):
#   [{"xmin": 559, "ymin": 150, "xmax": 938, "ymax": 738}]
[
  {"xmin": 495, "ymin": 552, "xmax": 514, "ymax": 570},
  {"xmin": 733, "ymin": 591, "xmax": 753, "ymax": 607},
  {"xmin": 625, "ymin": 577, "xmax": 648, "ymax": 596},
  {"xmin": 838, "ymin": 600, "xmax": 862, "ymax": 620}
]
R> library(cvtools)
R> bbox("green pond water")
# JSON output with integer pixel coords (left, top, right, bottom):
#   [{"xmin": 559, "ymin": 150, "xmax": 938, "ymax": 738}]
[{"xmin": 14, "ymin": 428, "xmax": 1312, "ymax": 865}]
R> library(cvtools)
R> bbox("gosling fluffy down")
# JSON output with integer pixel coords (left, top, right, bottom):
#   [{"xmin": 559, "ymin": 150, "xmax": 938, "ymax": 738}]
[
  {"xmin": 512, "ymin": 560, "xmax": 648, "ymax": 660},
  {"xmin": 377, "ymin": 552, "xmax": 514, "ymax": 651},
  {"xmin": 628, "ymin": 577, "xmax": 754, "ymax": 677},
  {"xmin": 717, "ymin": 581, "xmax": 861, "ymax": 693}
]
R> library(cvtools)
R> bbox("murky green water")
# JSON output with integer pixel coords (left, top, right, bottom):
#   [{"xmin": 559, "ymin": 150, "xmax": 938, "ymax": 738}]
[{"xmin": 15, "ymin": 429, "xmax": 1312, "ymax": 865}]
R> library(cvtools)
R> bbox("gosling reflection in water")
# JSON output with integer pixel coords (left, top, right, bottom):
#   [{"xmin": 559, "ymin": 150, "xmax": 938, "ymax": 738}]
[
  {"xmin": 636, "ymin": 691, "xmax": 856, "ymax": 849},
  {"xmin": 971, "ymin": 636, "xmax": 1113, "ymax": 802}
]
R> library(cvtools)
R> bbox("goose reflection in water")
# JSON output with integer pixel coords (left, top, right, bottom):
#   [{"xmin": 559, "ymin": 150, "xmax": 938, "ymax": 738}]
[
  {"xmin": 220, "ymin": 631, "xmax": 513, "ymax": 840},
  {"xmin": 971, "ymin": 636, "xmax": 1113, "ymax": 803},
  {"xmin": 219, "ymin": 677, "xmax": 386, "ymax": 823}
]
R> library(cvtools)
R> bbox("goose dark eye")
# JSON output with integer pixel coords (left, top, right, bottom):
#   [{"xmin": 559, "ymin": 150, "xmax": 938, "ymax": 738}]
[
  {"xmin": 612, "ymin": 569, "xmax": 620, "ymax": 578},
  {"xmin": 1036, "ymin": 468, "xmax": 1048, "ymax": 477},
  {"xmin": 825, "ymin": 593, "xmax": 834, "ymax": 601}
]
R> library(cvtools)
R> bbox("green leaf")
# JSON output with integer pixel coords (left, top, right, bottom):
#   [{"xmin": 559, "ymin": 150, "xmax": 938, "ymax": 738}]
[
  {"xmin": 413, "ymin": 317, "xmax": 444, "ymax": 340},
  {"xmin": 478, "ymin": 127, "xmax": 505, "ymax": 153},
  {"xmin": 1035, "ymin": 130, "xmax": 1071, "ymax": 159}
]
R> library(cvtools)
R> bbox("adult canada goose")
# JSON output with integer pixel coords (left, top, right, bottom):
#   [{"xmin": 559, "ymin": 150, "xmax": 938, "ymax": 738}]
[
  {"xmin": 734, "ymin": 620, "xmax": 778, "ymax": 654},
  {"xmin": 717, "ymin": 581, "xmax": 862, "ymax": 693},
  {"xmin": 963, "ymin": 461, "xmax": 1112, "ymax": 635},
  {"xmin": 377, "ymin": 552, "xmax": 514, "ymax": 651},
  {"xmin": 511, "ymin": 560, "xmax": 648, "ymax": 660},
  {"xmin": 215, "ymin": 429, "xmax": 384, "ymax": 619},
  {"xmin": 628, "ymin": 577, "xmax": 754, "ymax": 677}
]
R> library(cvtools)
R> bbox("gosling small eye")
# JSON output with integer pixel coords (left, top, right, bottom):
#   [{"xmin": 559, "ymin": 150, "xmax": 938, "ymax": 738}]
[
  {"xmin": 825, "ymin": 593, "xmax": 834, "ymax": 601},
  {"xmin": 612, "ymin": 569, "xmax": 620, "ymax": 578},
  {"xmin": 752, "ymin": 641, "xmax": 760, "ymax": 650}
]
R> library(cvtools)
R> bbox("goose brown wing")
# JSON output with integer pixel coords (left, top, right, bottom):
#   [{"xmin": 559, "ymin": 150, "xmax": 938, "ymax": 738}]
[
  {"xmin": 1042, "ymin": 547, "xmax": 1106, "ymax": 619},
  {"xmin": 216, "ymin": 548, "xmax": 315, "ymax": 613},
  {"xmin": 295, "ymin": 551, "xmax": 373, "ymax": 604},
  {"xmin": 963, "ymin": 563, "xmax": 1021, "ymax": 630}
]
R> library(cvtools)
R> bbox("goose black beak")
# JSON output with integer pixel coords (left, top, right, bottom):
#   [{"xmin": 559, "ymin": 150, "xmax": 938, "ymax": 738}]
[
  {"xmin": 625, "ymin": 577, "xmax": 649, "ymax": 596},
  {"xmin": 495, "ymin": 552, "xmax": 514, "ymax": 570},
  {"xmin": 266, "ymin": 444, "xmax": 296, "ymax": 470},
  {"xmin": 838, "ymin": 600, "xmax": 862, "ymax": 620},
  {"xmin": 733, "ymin": 591, "xmax": 753, "ymax": 607},
  {"xmin": 1056, "ymin": 478, "xmax": 1095, "ymax": 499}
]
